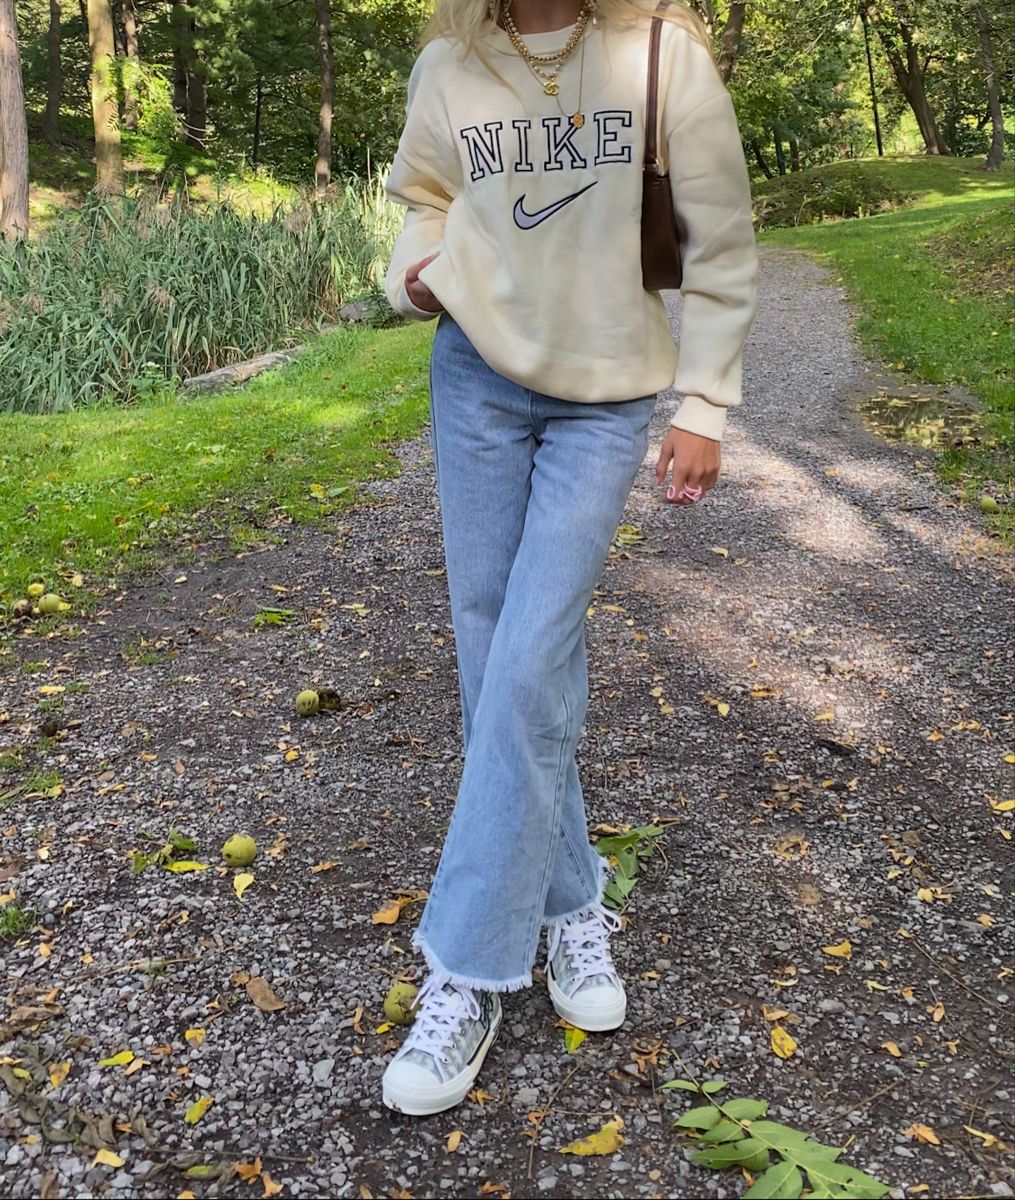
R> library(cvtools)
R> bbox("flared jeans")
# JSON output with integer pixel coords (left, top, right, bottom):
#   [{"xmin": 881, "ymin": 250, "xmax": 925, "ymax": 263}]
[{"xmin": 414, "ymin": 313, "xmax": 656, "ymax": 992}]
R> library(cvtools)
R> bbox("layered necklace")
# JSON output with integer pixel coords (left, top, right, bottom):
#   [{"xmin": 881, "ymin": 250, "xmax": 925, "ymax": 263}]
[{"xmin": 501, "ymin": 3, "xmax": 594, "ymax": 128}]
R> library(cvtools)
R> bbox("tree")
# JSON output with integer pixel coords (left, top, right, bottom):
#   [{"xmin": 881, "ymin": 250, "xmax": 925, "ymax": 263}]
[
  {"xmin": 86, "ymin": 0, "xmax": 124, "ymax": 192},
  {"xmin": 121, "ymin": 0, "xmax": 139, "ymax": 129},
  {"xmin": 0, "ymin": 0, "xmax": 30, "ymax": 239},
  {"xmin": 315, "ymin": 0, "xmax": 333, "ymax": 192},
  {"xmin": 43, "ymin": 0, "xmax": 62, "ymax": 142},
  {"xmin": 864, "ymin": 1, "xmax": 952, "ymax": 154},
  {"xmin": 969, "ymin": 0, "xmax": 1005, "ymax": 170}
]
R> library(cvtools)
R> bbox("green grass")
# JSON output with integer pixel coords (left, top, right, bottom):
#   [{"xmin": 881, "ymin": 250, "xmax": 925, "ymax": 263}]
[
  {"xmin": 0, "ymin": 904, "xmax": 35, "ymax": 940},
  {"xmin": 759, "ymin": 155, "xmax": 1014, "ymax": 519},
  {"xmin": 0, "ymin": 320, "xmax": 434, "ymax": 607}
]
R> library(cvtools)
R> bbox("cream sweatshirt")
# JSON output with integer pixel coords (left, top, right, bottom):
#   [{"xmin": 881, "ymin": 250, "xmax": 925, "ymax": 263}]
[{"xmin": 384, "ymin": 15, "xmax": 759, "ymax": 442}]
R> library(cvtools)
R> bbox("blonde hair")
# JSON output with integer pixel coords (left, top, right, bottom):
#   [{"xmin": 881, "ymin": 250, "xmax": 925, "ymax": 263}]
[{"xmin": 421, "ymin": 0, "xmax": 713, "ymax": 59}]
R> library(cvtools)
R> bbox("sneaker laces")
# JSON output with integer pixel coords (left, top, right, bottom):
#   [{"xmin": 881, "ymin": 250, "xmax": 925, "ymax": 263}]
[
  {"xmin": 548, "ymin": 905, "xmax": 622, "ymax": 983},
  {"xmin": 403, "ymin": 976, "xmax": 481, "ymax": 1063}
]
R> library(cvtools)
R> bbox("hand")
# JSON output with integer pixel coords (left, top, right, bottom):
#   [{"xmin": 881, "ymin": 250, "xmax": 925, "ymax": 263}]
[
  {"xmin": 655, "ymin": 426, "xmax": 721, "ymax": 504},
  {"xmin": 405, "ymin": 252, "xmax": 444, "ymax": 314}
]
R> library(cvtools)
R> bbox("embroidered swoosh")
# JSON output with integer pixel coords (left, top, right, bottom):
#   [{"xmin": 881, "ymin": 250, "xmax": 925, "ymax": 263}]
[{"xmin": 513, "ymin": 180, "xmax": 598, "ymax": 230}]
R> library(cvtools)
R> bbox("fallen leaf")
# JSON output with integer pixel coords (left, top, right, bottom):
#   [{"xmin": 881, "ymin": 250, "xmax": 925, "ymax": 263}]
[
  {"xmin": 235, "ymin": 1157, "xmax": 263, "ymax": 1183},
  {"xmin": 245, "ymin": 976, "xmax": 285, "ymax": 1013},
  {"xmin": 866, "ymin": 980, "xmax": 889, "ymax": 992},
  {"xmin": 904, "ymin": 1122, "xmax": 941, "ymax": 1146},
  {"xmin": 48, "ymin": 1061, "xmax": 70, "ymax": 1088},
  {"xmin": 771, "ymin": 1025, "xmax": 797, "ymax": 1059},
  {"xmin": 98, "ymin": 1050, "xmax": 135, "ymax": 1068},
  {"xmin": 184, "ymin": 1096, "xmax": 214, "ymax": 1125},
  {"xmin": 761, "ymin": 1006, "xmax": 793, "ymax": 1022},
  {"xmin": 233, "ymin": 873, "xmax": 254, "ymax": 901},
  {"xmin": 184, "ymin": 1028, "xmax": 206, "ymax": 1047},
  {"xmin": 92, "ymin": 1149, "xmax": 125, "ymax": 1168},
  {"xmin": 564, "ymin": 1026, "xmax": 587, "ymax": 1053},
  {"xmin": 559, "ymin": 1116, "xmax": 624, "ymax": 1156},
  {"xmin": 964, "ymin": 1125, "xmax": 1001, "ymax": 1149},
  {"xmin": 262, "ymin": 1174, "xmax": 283, "ymax": 1198},
  {"xmin": 823, "ymin": 939, "xmax": 852, "ymax": 959},
  {"xmin": 123, "ymin": 1057, "xmax": 147, "ymax": 1078},
  {"xmin": 38, "ymin": 943, "xmax": 52, "ymax": 959},
  {"xmin": 372, "ymin": 897, "xmax": 411, "ymax": 925},
  {"xmin": 814, "ymin": 711, "xmax": 835, "ymax": 722},
  {"xmin": 988, "ymin": 796, "xmax": 1014, "ymax": 812},
  {"xmin": 447, "ymin": 1129, "xmax": 464, "ymax": 1152},
  {"xmin": 310, "ymin": 861, "xmax": 336, "ymax": 874},
  {"xmin": 976, "ymin": 913, "xmax": 996, "ymax": 927},
  {"xmin": 927, "ymin": 1002, "xmax": 945, "ymax": 1023},
  {"xmin": 882, "ymin": 1041, "xmax": 902, "ymax": 1058},
  {"xmin": 163, "ymin": 860, "xmax": 208, "ymax": 873},
  {"xmin": 717, "ymin": 701, "xmax": 731, "ymax": 717},
  {"xmin": 711, "ymin": 546, "xmax": 729, "ymax": 558}
]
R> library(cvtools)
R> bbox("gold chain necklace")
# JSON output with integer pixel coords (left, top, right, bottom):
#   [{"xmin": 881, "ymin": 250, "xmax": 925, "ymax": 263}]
[{"xmin": 501, "ymin": 6, "xmax": 590, "ymax": 97}]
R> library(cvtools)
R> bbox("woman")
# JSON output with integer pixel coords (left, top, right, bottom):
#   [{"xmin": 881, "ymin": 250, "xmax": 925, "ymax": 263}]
[{"xmin": 381, "ymin": 0, "xmax": 758, "ymax": 1115}]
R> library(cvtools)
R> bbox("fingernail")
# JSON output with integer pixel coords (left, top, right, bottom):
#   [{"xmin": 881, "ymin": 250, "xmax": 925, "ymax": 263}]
[{"xmin": 666, "ymin": 486, "xmax": 676, "ymax": 500}]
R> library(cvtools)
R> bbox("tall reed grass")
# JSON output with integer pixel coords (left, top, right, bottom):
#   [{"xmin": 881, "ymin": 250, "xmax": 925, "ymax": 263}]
[{"xmin": 0, "ymin": 179, "xmax": 401, "ymax": 414}]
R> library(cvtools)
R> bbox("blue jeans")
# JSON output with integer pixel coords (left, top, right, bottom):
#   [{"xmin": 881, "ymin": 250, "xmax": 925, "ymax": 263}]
[{"xmin": 414, "ymin": 313, "xmax": 656, "ymax": 991}]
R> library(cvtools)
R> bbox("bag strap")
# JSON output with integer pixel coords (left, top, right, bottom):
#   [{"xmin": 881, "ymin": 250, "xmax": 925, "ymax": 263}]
[{"xmin": 644, "ymin": 0, "xmax": 669, "ymax": 171}]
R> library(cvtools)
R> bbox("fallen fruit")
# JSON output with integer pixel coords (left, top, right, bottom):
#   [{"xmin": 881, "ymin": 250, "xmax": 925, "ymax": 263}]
[
  {"xmin": 38, "ymin": 593, "xmax": 63, "ymax": 616},
  {"xmin": 383, "ymin": 982, "xmax": 420, "ymax": 1025},
  {"xmin": 11, "ymin": 599, "xmax": 32, "ymax": 620},
  {"xmin": 27, "ymin": 583, "xmax": 45, "ymax": 598},
  {"xmin": 222, "ymin": 834, "xmax": 257, "ymax": 867},
  {"xmin": 295, "ymin": 689, "xmax": 320, "ymax": 717},
  {"xmin": 980, "ymin": 495, "xmax": 999, "ymax": 513}
]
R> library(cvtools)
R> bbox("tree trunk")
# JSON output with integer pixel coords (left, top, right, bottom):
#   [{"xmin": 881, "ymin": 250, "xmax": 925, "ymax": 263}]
[
  {"xmin": 772, "ymin": 124, "xmax": 786, "ymax": 175},
  {"xmin": 315, "ymin": 0, "xmax": 334, "ymax": 192},
  {"xmin": 716, "ymin": 0, "xmax": 746, "ymax": 84},
  {"xmin": 186, "ymin": 51, "xmax": 206, "ymax": 147},
  {"xmin": 121, "ymin": 0, "xmax": 139, "ymax": 130},
  {"xmin": 750, "ymin": 138, "xmax": 772, "ymax": 179},
  {"xmin": 788, "ymin": 135, "xmax": 800, "ymax": 171},
  {"xmin": 86, "ymin": 0, "xmax": 124, "ymax": 193},
  {"xmin": 859, "ymin": 4, "xmax": 883, "ymax": 157},
  {"xmin": 971, "ymin": 0, "xmax": 1004, "ymax": 170},
  {"xmin": 252, "ymin": 72, "xmax": 263, "ymax": 171},
  {"xmin": 42, "ymin": 0, "xmax": 63, "ymax": 144},
  {"xmin": 170, "ymin": 0, "xmax": 188, "ymax": 118},
  {"xmin": 875, "ymin": 16, "xmax": 951, "ymax": 155},
  {"xmin": 0, "ymin": 0, "xmax": 30, "ymax": 239}
]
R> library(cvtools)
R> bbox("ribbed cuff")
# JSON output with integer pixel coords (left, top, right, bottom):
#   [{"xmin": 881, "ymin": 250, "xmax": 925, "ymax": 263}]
[{"xmin": 669, "ymin": 394, "xmax": 728, "ymax": 442}]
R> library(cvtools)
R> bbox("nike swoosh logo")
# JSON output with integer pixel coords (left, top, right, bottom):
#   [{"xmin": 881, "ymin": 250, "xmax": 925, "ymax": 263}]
[{"xmin": 513, "ymin": 180, "xmax": 598, "ymax": 229}]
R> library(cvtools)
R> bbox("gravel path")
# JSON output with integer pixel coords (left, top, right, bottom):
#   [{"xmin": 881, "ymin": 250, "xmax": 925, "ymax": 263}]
[{"xmin": 1, "ymin": 246, "xmax": 1012, "ymax": 1200}]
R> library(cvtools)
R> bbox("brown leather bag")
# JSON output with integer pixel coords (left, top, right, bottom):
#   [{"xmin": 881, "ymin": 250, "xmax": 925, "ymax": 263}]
[{"xmin": 641, "ymin": 0, "xmax": 684, "ymax": 291}]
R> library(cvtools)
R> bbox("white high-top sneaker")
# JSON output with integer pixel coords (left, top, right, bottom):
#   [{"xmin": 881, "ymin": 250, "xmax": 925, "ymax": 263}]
[
  {"xmin": 545, "ymin": 905, "xmax": 626, "ymax": 1031},
  {"xmin": 381, "ymin": 976, "xmax": 502, "ymax": 1116}
]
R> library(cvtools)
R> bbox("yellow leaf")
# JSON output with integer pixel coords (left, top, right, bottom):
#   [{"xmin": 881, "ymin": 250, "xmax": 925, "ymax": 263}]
[
  {"xmin": 926, "ymin": 730, "xmax": 943, "ymax": 742},
  {"xmin": 310, "ymin": 861, "xmax": 336, "ymax": 873},
  {"xmin": 163, "ymin": 860, "xmax": 208, "ymax": 873},
  {"xmin": 233, "ymin": 873, "xmax": 254, "ymax": 901},
  {"xmin": 1004, "ymin": 754, "xmax": 1015, "ymax": 765},
  {"xmin": 123, "ymin": 1057, "xmax": 147, "ymax": 1077},
  {"xmin": 823, "ymin": 940, "xmax": 852, "ymax": 959},
  {"xmin": 564, "ymin": 1025, "xmax": 587, "ymax": 1053},
  {"xmin": 184, "ymin": 1096, "xmax": 214, "ymax": 1125},
  {"xmin": 98, "ymin": 1050, "xmax": 135, "ymax": 1068},
  {"xmin": 38, "ymin": 942, "xmax": 52, "ymax": 958},
  {"xmin": 988, "ymin": 797, "xmax": 1014, "ymax": 812},
  {"xmin": 716, "ymin": 701, "xmax": 730, "ymax": 717},
  {"xmin": 963, "ymin": 1125, "xmax": 1001, "ymax": 1149},
  {"xmin": 38, "ymin": 685, "xmax": 65, "ymax": 696},
  {"xmin": 245, "ymin": 976, "xmax": 285, "ymax": 1013},
  {"xmin": 560, "ymin": 1116, "xmax": 624, "ymax": 1156},
  {"xmin": 446, "ymin": 1129, "xmax": 464, "ymax": 1152},
  {"xmin": 262, "ymin": 1173, "xmax": 283, "ymax": 1199},
  {"xmin": 976, "ymin": 913, "xmax": 996, "ymax": 927},
  {"xmin": 184, "ymin": 1028, "xmax": 206, "ymax": 1047},
  {"xmin": 761, "ymin": 1006, "xmax": 793, "ymax": 1022},
  {"xmin": 11, "ymin": 1067, "xmax": 30, "ymax": 1079},
  {"xmin": 372, "ymin": 899, "xmax": 403, "ymax": 925},
  {"xmin": 927, "ymin": 1002, "xmax": 945, "ymax": 1023},
  {"xmin": 916, "ymin": 888, "xmax": 935, "ymax": 903},
  {"xmin": 904, "ymin": 1122, "xmax": 941, "ymax": 1146},
  {"xmin": 814, "ymin": 711, "xmax": 835, "ymax": 722},
  {"xmin": 284, "ymin": 748, "xmax": 300, "ymax": 762},
  {"xmin": 882, "ymin": 1041, "xmax": 902, "ymax": 1057},
  {"xmin": 49, "ymin": 1061, "xmax": 71, "ymax": 1088},
  {"xmin": 711, "ymin": 546, "xmax": 729, "ymax": 558},
  {"xmin": 771, "ymin": 1025, "xmax": 797, "ymax": 1059},
  {"xmin": 235, "ymin": 1157, "xmax": 263, "ymax": 1183},
  {"xmin": 0, "ymin": 889, "xmax": 16, "ymax": 907},
  {"xmin": 92, "ymin": 1149, "xmax": 125, "ymax": 1168},
  {"xmin": 179, "ymin": 1193, "xmax": 197, "ymax": 1200}
]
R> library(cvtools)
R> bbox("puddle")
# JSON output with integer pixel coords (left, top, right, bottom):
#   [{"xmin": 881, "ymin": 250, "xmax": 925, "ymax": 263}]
[{"xmin": 860, "ymin": 391, "xmax": 985, "ymax": 450}]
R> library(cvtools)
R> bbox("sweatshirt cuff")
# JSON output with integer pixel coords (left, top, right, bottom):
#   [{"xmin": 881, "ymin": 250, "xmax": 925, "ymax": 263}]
[
  {"xmin": 669, "ymin": 394, "xmax": 729, "ymax": 443},
  {"xmin": 395, "ymin": 277, "xmax": 441, "ymax": 322}
]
